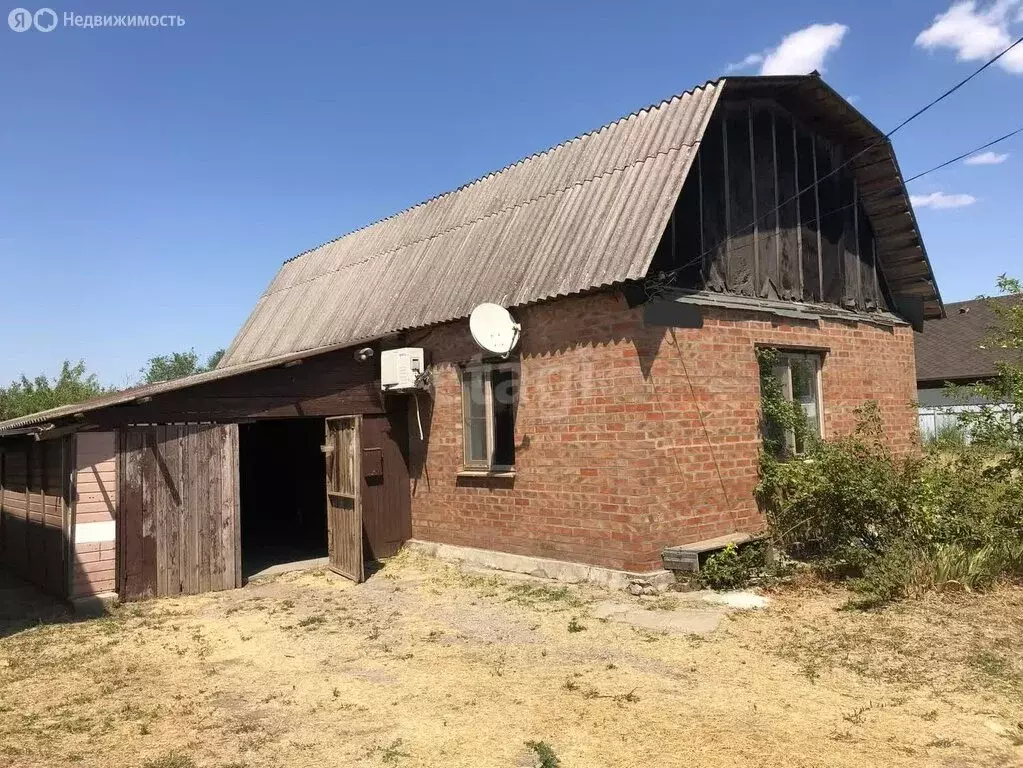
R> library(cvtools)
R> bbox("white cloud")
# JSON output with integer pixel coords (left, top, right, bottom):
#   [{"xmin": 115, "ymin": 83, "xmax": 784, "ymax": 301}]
[
  {"xmin": 915, "ymin": 1, "xmax": 1023, "ymax": 75},
  {"xmin": 910, "ymin": 191, "xmax": 978, "ymax": 209},
  {"xmin": 724, "ymin": 23, "xmax": 849, "ymax": 76},
  {"xmin": 725, "ymin": 53, "xmax": 765, "ymax": 73},
  {"xmin": 760, "ymin": 23, "xmax": 849, "ymax": 75},
  {"xmin": 964, "ymin": 150, "xmax": 1010, "ymax": 164}
]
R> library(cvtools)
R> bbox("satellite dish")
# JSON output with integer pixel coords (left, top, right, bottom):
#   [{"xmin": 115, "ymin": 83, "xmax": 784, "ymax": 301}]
[{"xmin": 469, "ymin": 303, "xmax": 521, "ymax": 357}]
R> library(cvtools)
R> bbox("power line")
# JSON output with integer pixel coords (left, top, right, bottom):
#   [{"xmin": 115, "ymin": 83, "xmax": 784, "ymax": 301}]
[{"xmin": 903, "ymin": 126, "xmax": 1023, "ymax": 184}]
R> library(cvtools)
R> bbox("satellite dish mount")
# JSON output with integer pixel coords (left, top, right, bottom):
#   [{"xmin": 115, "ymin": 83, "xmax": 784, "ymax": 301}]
[{"xmin": 469, "ymin": 303, "xmax": 521, "ymax": 358}]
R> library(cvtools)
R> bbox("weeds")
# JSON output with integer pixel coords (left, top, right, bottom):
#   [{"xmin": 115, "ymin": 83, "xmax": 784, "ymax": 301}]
[
  {"xmin": 141, "ymin": 754, "xmax": 197, "ymax": 768},
  {"xmin": 758, "ymin": 395, "xmax": 1023, "ymax": 606},
  {"xmin": 567, "ymin": 617, "xmax": 586, "ymax": 633},
  {"xmin": 507, "ymin": 583, "xmax": 584, "ymax": 609},
  {"xmin": 697, "ymin": 543, "xmax": 770, "ymax": 590},
  {"xmin": 524, "ymin": 740, "xmax": 561, "ymax": 768}
]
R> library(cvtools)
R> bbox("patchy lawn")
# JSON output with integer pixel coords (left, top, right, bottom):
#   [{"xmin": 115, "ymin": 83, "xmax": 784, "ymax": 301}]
[{"xmin": 1, "ymin": 552, "xmax": 1022, "ymax": 768}]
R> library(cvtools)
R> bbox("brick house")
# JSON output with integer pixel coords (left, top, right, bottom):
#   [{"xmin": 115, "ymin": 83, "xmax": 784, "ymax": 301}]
[{"xmin": 0, "ymin": 73, "xmax": 941, "ymax": 603}]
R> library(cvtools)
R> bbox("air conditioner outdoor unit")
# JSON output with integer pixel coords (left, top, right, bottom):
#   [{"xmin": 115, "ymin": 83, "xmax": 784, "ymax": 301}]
[{"xmin": 380, "ymin": 348, "xmax": 425, "ymax": 391}]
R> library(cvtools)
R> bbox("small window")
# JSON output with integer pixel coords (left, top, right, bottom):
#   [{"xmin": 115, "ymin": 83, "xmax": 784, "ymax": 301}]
[
  {"xmin": 461, "ymin": 362, "xmax": 518, "ymax": 471},
  {"xmin": 764, "ymin": 351, "xmax": 823, "ymax": 456}
]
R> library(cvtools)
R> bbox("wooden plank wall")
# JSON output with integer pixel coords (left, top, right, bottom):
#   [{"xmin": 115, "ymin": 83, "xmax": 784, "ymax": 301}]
[
  {"xmin": 88, "ymin": 345, "xmax": 385, "ymax": 429},
  {"xmin": 650, "ymin": 99, "xmax": 887, "ymax": 312},
  {"xmin": 0, "ymin": 437, "xmax": 72, "ymax": 597},
  {"xmin": 118, "ymin": 424, "xmax": 240, "ymax": 601}
]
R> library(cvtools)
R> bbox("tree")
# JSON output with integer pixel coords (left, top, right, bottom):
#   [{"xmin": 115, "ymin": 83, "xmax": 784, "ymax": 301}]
[
  {"xmin": 140, "ymin": 348, "xmax": 225, "ymax": 385},
  {"xmin": 957, "ymin": 275, "xmax": 1023, "ymax": 474},
  {"xmin": 0, "ymin": 361, "xmax": 110, "ymax": 421}
]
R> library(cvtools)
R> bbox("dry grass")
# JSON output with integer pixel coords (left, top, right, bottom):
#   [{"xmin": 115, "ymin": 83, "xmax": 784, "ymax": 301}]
[{"xmin": 1, "ymin": 551, "xmax": 1022, "ymax": 767}]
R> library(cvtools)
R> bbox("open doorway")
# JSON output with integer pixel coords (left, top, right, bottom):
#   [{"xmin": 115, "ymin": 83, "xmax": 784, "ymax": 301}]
[{"xmin": 238, "ymin": 419, "xmax": 328, "ymax": 579}]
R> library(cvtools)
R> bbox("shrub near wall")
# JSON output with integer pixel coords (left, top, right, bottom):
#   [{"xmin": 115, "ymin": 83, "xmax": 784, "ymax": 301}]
[{"xmin": 756, "ymin": 405, "xmax": 1023, "ymax": 607}]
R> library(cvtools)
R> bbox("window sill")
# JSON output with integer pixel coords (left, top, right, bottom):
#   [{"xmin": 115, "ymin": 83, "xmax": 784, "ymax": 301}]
[{"xmin": 457, "ymin": 469, "xmax": 517, "ymax": 479}]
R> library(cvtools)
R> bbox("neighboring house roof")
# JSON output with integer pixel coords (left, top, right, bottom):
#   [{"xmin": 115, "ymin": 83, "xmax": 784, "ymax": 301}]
[
  {"xmin": 915, "ymin": 295, "xmax": 1022, "ymax": 384},
  {"xmin": 221, "ymin": 73, "xmax": 942, "ymax": 367}
]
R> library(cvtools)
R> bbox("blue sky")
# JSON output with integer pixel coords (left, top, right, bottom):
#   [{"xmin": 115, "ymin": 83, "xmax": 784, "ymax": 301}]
[{"xmin": 1, "ymin": 0, "xmax": 1021, "ymax": 386}]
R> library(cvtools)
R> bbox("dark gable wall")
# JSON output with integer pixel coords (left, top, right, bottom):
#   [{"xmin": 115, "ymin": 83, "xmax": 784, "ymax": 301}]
[{"xmin": 650, "ymin": 99, "xmax": 889, "ymax": 312}]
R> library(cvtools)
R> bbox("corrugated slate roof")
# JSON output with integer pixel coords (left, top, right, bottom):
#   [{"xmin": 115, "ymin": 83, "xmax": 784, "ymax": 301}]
[
  {"xmin": 916, "ymin": 295, "xmax": 1022, "ymax": 383},
  {"xmin": 220, "ymin": 81, "xmax": 722, "ymax": 365}
]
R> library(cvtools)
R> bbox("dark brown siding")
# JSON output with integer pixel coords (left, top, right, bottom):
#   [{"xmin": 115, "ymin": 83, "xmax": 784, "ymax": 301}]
[
  {"xmin": 700, "ymin": 117, "xmax": 727, "ymax": 291},
  {"xmin": 658, "ymin": 98, "xmax": 889, "ymax": 313},
  {"xmin": 724, "ymin": 108, "xmax": 755, "ymax": 295},
  {"xmin": 361, "ymin": 408, "xmax": 412, "ymax": 560},
  {"xmin": 796, "ymin": 127, "xmax": 821, "ymax": 301},
  {"xmin": 751, "ymin": 107, "xmax": 778, "ymax": 295},
  {"xmin": 91, "ymin": 346, "xmax": 385, "ymax": 428},
  {"xmin": 0, "ymin": 437, "xmax": 72, "ymax": 597},
  {"xmin": 118, "ymin": 424, "xmax": 240, "ymax": 601},
  {"xmin": 775, "ymin": 112, "xmax": 800, "ymax": 300}
]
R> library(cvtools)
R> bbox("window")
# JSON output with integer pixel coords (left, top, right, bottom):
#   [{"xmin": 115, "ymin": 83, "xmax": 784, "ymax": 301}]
[
  {"xmin": 764, "ymin": 351, "xmax": 823, "ymax": 456},
  {"xmin": 461, "ymin": 362, "xmax": 518, "ymax": 471}
]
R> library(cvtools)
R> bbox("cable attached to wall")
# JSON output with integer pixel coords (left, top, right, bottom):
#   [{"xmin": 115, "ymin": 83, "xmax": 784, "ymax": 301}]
[{"xmin": 668, "ymin": 328, "xmax": 735, "ymax": 518}]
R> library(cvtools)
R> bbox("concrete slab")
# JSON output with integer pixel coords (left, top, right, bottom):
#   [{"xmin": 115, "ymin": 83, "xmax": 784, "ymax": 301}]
[
  {"xmin": 702, "ymin": 591, "xmax": 770, "ymax": 609},
  {"xmin": 246, "ymin": 556, "xmax": 330, "ymax": 580},
  {"xmin": 592, "ymin": 600, "xmax": 725, "ymax": 635},
  {"xmin": 406, "ymin": 540, "xmax": 674, "ymax": 591}
]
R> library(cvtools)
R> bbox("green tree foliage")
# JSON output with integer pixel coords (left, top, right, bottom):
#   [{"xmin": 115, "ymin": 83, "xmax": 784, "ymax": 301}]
[
  {"xmin": 140, "ymin": 349, "xmax": 225, "ymax": 385},
  {"xmin": 0, "ymin": 361, "xmax": 110, "ymax": 421},
  {"xmin": 955, "ymin": 275, "xmax": 1023, "ymax": 475}
]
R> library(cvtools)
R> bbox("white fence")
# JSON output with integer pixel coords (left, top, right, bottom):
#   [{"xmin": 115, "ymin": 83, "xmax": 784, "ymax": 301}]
[{"xmin": 918, "ymin": 403, "xmax": 1013, "ymax": 442}]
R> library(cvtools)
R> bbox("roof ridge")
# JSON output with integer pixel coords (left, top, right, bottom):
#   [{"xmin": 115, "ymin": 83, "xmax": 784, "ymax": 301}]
[
  {"xmin": 277, "ymin": 78, "xmax": 723, "ymax": 268},
  {"xmin": 940, "ymin": 294, "xmax": 1021, "ymax": 308}
]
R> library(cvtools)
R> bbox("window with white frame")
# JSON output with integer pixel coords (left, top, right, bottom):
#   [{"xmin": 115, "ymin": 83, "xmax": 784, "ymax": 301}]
[
  {"xmin": 461, "ymin": 362, "xmax": 518, "ymax": 470},
  {"xmin": 766, "ymin": 351, "xmax": 823, "ymax": 455}
]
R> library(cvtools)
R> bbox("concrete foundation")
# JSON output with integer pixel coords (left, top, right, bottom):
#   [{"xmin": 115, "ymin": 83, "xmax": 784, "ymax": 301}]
[{"xmin": 405, "ymin": 539, "xmax": 674, "ymax": 591}]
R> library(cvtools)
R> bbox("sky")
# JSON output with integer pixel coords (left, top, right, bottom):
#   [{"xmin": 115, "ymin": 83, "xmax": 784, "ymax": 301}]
[{"xmin": 1, "ymin": 0, "xmax": 1021, "ymax": 386}]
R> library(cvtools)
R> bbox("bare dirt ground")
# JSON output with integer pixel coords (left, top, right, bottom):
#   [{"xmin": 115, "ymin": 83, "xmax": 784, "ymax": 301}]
[{"xmin": 2, "ymin": 551, "xmax": 1022, "ymax": 768}]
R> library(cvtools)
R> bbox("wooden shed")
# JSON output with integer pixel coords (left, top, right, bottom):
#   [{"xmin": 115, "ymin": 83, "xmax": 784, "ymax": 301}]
[{"xmin": 0, "ymin": 340, "xmax": 412, "ymax": 604}]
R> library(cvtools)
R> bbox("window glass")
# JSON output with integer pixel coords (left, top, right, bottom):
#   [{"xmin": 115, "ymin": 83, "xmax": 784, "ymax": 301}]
[
  {"xmin": 789, "ymin": 355, "xmax": 820, "ymax": 451},
  {"xmin": 462, "ymin": 369, "xmax": 488, "ymax": 464},
  {"xmin": 491, "ymin": 368, "xmax": 516, "ymax": 467},
  {"xmin": 761, "ymin": 350, "xmax": 822, "ymax": 458}
]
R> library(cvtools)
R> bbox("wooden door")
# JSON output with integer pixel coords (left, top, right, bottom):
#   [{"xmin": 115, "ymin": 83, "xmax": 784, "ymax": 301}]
[
  {"xmin": 118, "ymin": 424, "xmax": 241, "ymax": 601},
  {"xmin": 325, "ymin": 416, "xmax": 363, "ymax": 582},
  {"xmin": 360, "ymin": 412, "xmax": 411, "ymax": 560}
]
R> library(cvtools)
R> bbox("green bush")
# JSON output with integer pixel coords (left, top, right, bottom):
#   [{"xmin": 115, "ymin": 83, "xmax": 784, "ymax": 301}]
[
  {"xmin": 758, "ymin": 405, "xmax": 1023, "ymax": 606},
  {"xmin": 697, "ymin": 543, "xmax": 768, "ymax": 590},
  {"xmin": 757, "ymin": 281, "xmax": 1023, "ymax": 607},
  {"xmin": 757, "ymin": 403, "xmax": 919, "ymax": 571}
]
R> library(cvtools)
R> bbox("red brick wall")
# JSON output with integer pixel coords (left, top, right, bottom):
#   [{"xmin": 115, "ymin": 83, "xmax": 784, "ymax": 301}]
[{"xmin": 408, "ymin": 291, "xmax": 918, "ymax": 572}]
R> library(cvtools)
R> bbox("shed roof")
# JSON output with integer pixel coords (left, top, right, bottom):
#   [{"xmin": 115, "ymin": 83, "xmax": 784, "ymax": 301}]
[
  {"xmin": 0, "ymin": 334, "xmax": 382, "ymax": 435},
  {"xmin": 220, "ymin": 74, "xmax": 942, "ymax": 367},
  {"xmin": 915, "ymin": 295, "xmax": 1022, "ymax": 384}
]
